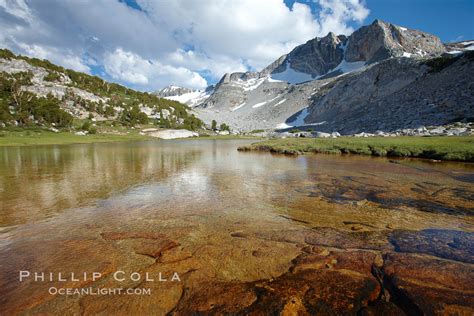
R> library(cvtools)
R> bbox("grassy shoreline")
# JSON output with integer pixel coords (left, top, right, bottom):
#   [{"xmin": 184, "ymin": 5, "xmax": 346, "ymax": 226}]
[
  {"xmin": 194, "ymin": 135, "xmax": 263, "ymax": 140},
  {"xmin": 237, "ymin": 136, "xmax": 474, "ymax": 162},
  {"xmin": 0, "ymin": 129, "xmax": 262, "ymax": 146},
  {"xmin": 0, "ymin": 129, "xmax": 152, "ymax": 146}
]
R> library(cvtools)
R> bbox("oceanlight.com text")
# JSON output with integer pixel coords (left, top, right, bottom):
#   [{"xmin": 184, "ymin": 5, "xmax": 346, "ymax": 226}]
[{"xmin": 48, "ymin": 287, "xmax": 152, "ymax": 296}]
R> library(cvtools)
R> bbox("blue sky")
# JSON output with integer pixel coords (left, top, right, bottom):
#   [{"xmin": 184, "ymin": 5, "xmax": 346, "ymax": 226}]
[
  {"xmin": 283, "ymin": 0, "xmax": 474, "ymax": 42},
  {"xmin": 365, "ymin": 0, "xmax": 474, "ymax": 42},
  {"xmin": 1, "ymin": 0, "xmax": 472, "ymax": 91}
]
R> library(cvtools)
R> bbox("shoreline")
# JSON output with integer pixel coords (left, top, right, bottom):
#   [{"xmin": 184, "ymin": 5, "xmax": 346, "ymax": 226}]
[
  {"xmin": 0, "ymin": 129, "xmax": 261, "ymax": 147},
  {"xmin": 0, "ymin": 130, "xmax": 152, "ymax": 147},
  {"xmin": 237, "ymin": 136, "xmax": 474, "ymax": 162}
]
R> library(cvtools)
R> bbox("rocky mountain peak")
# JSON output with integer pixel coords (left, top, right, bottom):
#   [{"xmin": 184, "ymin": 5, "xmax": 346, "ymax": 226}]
[
  {"xmin": 267, "ymin": 19, "xmax": 446, "ymax": 82},
  {"xmin": 215, "ymin": 71, "xmax": 260, "ymax": 88},
  {"xmin": 192, "ymin": 19, "xmax": 461, "ymax": 132},
  {"xmin": 261, "ymin": 54, "xmax": 288, "ymax": 75},
  {"xmin": 345, "ymin": 19, "xmax": 446, "ymax": 63},
  {"xmin": 269, "ymin": 33, "xmax": 348, "ymax": 79},
  {"xmin": 156, "ymin": 85, "xmax": 194, "ymax": 98},
  {"xmin": 322, "ymin": 31, "xmax": 342, "ymax": 44},
  {"xmin": 209, "ymin": 19, "xmax": 447, "ymax": 92}
]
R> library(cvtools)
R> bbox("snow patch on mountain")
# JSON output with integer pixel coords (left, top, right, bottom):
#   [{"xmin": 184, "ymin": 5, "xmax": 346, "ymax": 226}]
[
  {"xmin": 276, "ymin": 123, "xmax": 292, "ymax": 129},
  {"xmin": 252, "ymin": 101, "xmax": 267, "ymax": 108},
  {"xmin": 156, "ymin": 84, "xmax": 215, "ymax": 107},
  {"xmin": 266, "ymin": 76, "xmax": 284, "ymax": 83},
  {"xmin": 319, "ymin": 41, "xmax": 367, "ymax": 76},
  {"xmin": 165, "ymin": 89, "xmax": 212, "ymax": 107},
  {"xmin": 462, "ymin": 41, "xmax": 474, "ymax": 51},
  {"xmin": 332, "ymin": 60, "xmax": 366, "ymax": 74},
  {"xmin": 270, "ymin": 62, "xmax": 314, "ymax": 84},
  {"xmin": 446, "ymin": 40, "xmax": 474, "ymax": 55},
  {"xmin": 161, "ymin": 85, "xmax": 182, "ymax": 93},
  {"xmin": 231, "ymin": 77, "xmax": 266, "ymax": 91},
  {"xmin": 274, "ymin": 99, "xmax": 286, "ymax": 106},
  {"xmin": 231, "ymin": 102, "xmax": 246, "ymax": 112},
  {"xmin": 252, "ymin": 95, "xmax": 283, "ymax": 108},
  {"xmin": 287, "ymin": 107, "xmax": 309, "ymax": 126}
]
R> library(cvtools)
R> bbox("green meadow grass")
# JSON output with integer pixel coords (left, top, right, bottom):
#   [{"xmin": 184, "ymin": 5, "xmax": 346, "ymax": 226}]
[
  {"xmin": 0, "ymin": 128, "xmax": 151, "ymax": 146},
  {"xmin": 238, "ymin": 136, "xmax": 474, "ymax": 162}
]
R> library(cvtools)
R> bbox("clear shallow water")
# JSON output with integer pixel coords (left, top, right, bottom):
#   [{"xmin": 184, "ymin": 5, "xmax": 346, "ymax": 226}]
[
  {"xmin": 1, "ymin": 139, "xmax": 473, "ymax": 228},
  {"xmin": 0, "ymin": 140, "xmax": 473, "ymax": 314}
]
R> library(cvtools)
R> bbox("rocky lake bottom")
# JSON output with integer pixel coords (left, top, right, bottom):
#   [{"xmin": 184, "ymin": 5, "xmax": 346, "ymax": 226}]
[{"xmin": 0, "ymin": 139, "xmax": 473, "ymax": 315}]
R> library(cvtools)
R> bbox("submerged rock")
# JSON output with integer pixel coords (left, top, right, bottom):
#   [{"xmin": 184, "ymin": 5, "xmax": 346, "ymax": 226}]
[
  {"xmin": 389, "ymin": 229, "xmax": 474, "ymax": 263},
  {"xmin": 173, "ymin": 246, "xmax": 381, "ymax": 315},
  {"xmin": 383, "ymin": 252, "xmax": 474, "ymax": 315},
  {"xmin": 305, "ymin": 227, "xmax": 392, "ymax": 251}
]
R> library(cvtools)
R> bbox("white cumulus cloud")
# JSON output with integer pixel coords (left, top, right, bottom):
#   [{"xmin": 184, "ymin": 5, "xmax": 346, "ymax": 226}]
[
  {"xmin": 17, "ymin": 43, "xmax": 90, "ymax": 73},
  {"xmin": 317, "ymin": 0, "xmax": 370, "ymax": 35},
  {"xmin": 104, "ymin": 48, "xmax": 207, "ymax": 89},
  {"xmin": 0, "ymin": 0, "xmax": 370, "ymax": 90}
]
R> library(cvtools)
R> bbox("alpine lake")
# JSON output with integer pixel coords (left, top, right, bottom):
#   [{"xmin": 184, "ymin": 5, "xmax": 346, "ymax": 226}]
[{"xmin": 0, "ymin": 139, "xmax": 473, "ymax": 314}]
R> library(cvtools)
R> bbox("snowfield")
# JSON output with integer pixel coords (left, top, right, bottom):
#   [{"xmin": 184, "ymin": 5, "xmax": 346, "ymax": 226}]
[
  {"xmin": 231, "ymin": 77, "xmax": 266, "ymax": 91},
  {"xmin": 331, "ymin": 60, "xmax": 366, "ymax": 74},
  {"xmin": 274, "ymin": 99, "xmax": 287, "ymax": 106},
  {"xmin": 287, "ymin": 107, "xmax": 309, "ymax": 126},
  {"xmin": 165, "ymin": 89, "xmax": 212, "ymax": 107},
  {"xmin": 231, "ymin": 102, "xmax": 246, "ymax": 112},
  {"xmin": 270, "ymin": 62, "xmax": 314, "ymax": 84}
]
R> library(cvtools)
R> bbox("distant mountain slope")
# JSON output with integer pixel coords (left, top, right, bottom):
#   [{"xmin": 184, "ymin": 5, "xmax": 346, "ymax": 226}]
[
  {"xmin": 155, "ymin": 85, "xmax": 214, "ymax": 107},
  {"xmin": 0, "ymin": 49, "xmax": 202, "ymax": 130},
  {"xmin": 189, "ymin": 19, "xmax": 474, "ymax": 132},
  {"xmin": 156, "ymin": 85, "xmax": 194, "ymax": 97}
]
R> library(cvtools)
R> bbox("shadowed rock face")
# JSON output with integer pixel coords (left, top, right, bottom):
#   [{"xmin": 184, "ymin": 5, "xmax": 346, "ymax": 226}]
[
  {"xmin": 305, "ymin": 52, "xmax": 474, "ymax": 133},
  {"xmin": 271, "ymin": 32, "xmax": 347, "ymax": 78}
]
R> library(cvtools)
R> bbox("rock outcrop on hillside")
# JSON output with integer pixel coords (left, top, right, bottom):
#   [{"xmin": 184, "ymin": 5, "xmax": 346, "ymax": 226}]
[
  {"xmin": 0, "ymin": 58, "xmax": 105, "ymax": 105},
  {"xmin": 0, "ymin": 50, "xmax": 199, "ymax": 129}
]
